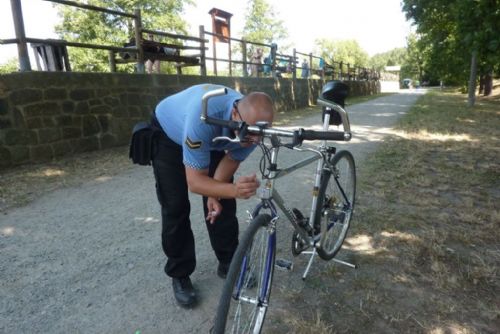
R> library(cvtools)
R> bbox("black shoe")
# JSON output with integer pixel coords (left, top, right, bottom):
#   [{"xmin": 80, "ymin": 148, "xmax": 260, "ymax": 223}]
[
  {"xmin": 172, "ymin": 277, "xmax": 196, "ymax": 307},
  {"xmin": 217, "ymin": 262, "xmax": 230, "ymax": 279}
]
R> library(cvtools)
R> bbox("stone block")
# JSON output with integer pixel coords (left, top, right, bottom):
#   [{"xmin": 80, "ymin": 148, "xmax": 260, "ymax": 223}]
[
  {"xmin": 100, "ymin": 133, "xmax": 117, "ymax": 149},
  {"xmin": 24, "ymin": 102, "xmax": 61, "ymax": 117},
  {"xmin": 103, "ymin": 96, "xmax": 120, "ymax": 106},
  {"xmin": 127, "ymin": 106, "xmax": 141, "ymax": 117},
  {"xmin": 42, "ymin": 117, "xmax": 57, "ymax": 127},
  {"xmin": 75, "ymin": 102, "xmax": 89, "ymax": 114},
  {"xmin": 127, "ymin": 93, "xmax": 142, "ymax": 106},
  {"xmin": 30, "ymin": 144, "xmax": 54, "ymax": 162},
  {"xmin": 4, "ymin": 129, "xmax": 38, "ymax": 145},
  {"xmin": 10, "ymin": 89, "xmax": 43, "ymax": 105},
  {"xmin": 56, "ymin": 115, "xmax": 73, "ymax": 127},
  {"xmin": 38, "ymin": 128, "xmax": 61, "ymax": 143},
  {"xmin": 0, "ymin": 99, "xmax": 8, "ymax": 116},
  {"xmin": 26, "ymin": 117, "xmax": 43, "ymax": 129},
  {"xmin": 90, "ymin": 105, "xmax": 110, "ymax": 114},
  {"xmin": 89, "ymin": 99, "xmax": 102, "ymax": 107},
  {"xmin": 0, "ymin": 117, "xmax": 12, "ymax": 128},
  {"xmin": 73, "ymin": 136, "xmax": 99, "ymax": 153},
  {"xmin": 82, "ymin": 115, "xmax": 100, "ymax": 136},
  {"xmin": 98, "ymin": 115, "xmax": 110, "ymax": 132},
  {"xmin": 9, "ymin": 146, "xmax": 30, "ymax": 164},
  {"xmin": 62, "ymin": 127, "xmax": 82, "ymax": 139},
  {"xmin": 45, "ymin": 88, "xmax": 67, "ymax": 100},
  {"xmin": 0, "ymin": 147, "xmax": 12, "ymax": 167},
  {"xmin": 52, "ymin": 141, "xmax": 73, "ymax": 157},
  {"xmin": 62, "ymin": 101, "xmax": 75, "ymax": 113},
  {"xmin": 70, "ymin": 89, "xmax": 94, "ymax": 101},
  {"xmin": 12, "ymin": 108, "xmax": 26, "ymax": 127}
]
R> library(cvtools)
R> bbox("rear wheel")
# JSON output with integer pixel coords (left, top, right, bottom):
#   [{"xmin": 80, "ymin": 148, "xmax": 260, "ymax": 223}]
[
  {"xmin": 212, "ymin": 214, "xmax": 275, "ymax": 334},
  {"xmin": 316, "ymin": 150, "xmax": 356, "ymax": 260}
]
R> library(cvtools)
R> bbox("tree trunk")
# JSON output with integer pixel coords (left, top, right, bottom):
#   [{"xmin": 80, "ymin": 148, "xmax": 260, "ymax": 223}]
[
  {"xmin": 479, "ymin": 75, "xmax": 485, "ymax": 95},
  {"xmin": 484, "ymin": 70, "xmax": 493, "ymax": 96},
  {"xmin": 467, "ymin": 51, "xmax": 477, "ymax": 107}
]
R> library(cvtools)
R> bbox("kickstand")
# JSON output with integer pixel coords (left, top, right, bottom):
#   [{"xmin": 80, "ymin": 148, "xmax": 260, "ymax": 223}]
[
  {"xmin": 301, "ymin": 248, "xmax": 317, "ymax": 280},
  {"xmin": 301, "ymin": 248, "xmax": 357, "ymax": 280}
]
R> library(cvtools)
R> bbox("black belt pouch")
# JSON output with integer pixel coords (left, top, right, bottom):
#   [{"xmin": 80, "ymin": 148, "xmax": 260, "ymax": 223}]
[{"xmin": 129, "ymin": 120, "xmax": 156, "ymax": 165}]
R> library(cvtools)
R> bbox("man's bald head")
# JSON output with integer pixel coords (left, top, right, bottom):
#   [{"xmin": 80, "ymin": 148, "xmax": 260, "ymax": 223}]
[{"xmin": 237, "ymin": 92, "xmax": 274, "ymax": 125}]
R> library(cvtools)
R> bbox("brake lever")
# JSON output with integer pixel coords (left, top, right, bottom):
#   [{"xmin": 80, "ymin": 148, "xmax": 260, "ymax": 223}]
[{"xmin": 212, "ymin": 136, "xmax": 241, "ymax": 143}]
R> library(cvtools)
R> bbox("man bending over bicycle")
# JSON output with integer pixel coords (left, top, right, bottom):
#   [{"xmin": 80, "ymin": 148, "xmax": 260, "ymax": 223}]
[{"xmin": 151, "ymin": 84, "xmax": 274, "ymax": 308}]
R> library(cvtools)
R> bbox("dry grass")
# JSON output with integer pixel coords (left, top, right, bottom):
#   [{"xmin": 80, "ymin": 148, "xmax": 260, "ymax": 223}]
[
  {"xmin": 0, "ymin": 146, "xmax": 131, "ymax": 212},
  {"xmin": 272, "ymin": 89, "xmax": 500, "ymax": 333}
]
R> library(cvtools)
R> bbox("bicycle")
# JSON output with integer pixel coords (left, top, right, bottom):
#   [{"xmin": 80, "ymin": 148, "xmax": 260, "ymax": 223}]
[{"xmin": 201, "ymin": 81, "xmax": 357, "ymax": 334}]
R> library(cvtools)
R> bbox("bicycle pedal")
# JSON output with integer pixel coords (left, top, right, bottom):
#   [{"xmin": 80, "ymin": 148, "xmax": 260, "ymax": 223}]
[{"xmin": 275, "ymin": 259, "xmax": 293, "ymax": 271}]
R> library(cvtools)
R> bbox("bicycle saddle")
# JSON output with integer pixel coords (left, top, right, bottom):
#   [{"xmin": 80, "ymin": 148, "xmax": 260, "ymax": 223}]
[{"xmin": 319, "ymin": 80, "xmax": 349, "ymax": 108}]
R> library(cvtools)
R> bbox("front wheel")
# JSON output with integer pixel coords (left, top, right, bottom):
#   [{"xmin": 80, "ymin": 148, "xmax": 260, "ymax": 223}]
[
  {"xmin": 212, "ymin": 214, "xmax": 276, "ymax": 334},
  {"xmin": 316, "ymin": 150, "xmax": 356, "ymax": 260}
]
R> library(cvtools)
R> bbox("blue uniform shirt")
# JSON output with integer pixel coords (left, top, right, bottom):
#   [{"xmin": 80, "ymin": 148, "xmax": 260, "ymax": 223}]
[{"xmin": 155, "ymin": 84, "xmax": 257, "ymax": 170}]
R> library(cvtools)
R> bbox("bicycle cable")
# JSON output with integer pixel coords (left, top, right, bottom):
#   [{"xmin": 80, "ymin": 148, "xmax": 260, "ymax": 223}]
[{"xmin": 258, "ymin": 141, "xmax": 273, "ymax": 179}]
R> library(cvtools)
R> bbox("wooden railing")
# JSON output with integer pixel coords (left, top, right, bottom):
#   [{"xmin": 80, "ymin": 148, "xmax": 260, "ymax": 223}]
[
  {"xmin": 1, "ymin": 0, "xmax": 379, "ymax": 81},
  {"xmin": 1, "ymin": 0, "xmax": 207, "ymax": 74}
]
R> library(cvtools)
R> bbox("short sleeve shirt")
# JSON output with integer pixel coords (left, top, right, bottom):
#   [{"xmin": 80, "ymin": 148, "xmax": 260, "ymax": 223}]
[{"xmin": 155, "ymin": 84, "xmax": 257, "ymax": 170}]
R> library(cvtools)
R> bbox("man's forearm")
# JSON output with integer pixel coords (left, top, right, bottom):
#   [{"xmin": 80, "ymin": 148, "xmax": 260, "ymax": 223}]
[{"xmin": 186, "ymin": 172, "xmax": 236, "ymax": 198}]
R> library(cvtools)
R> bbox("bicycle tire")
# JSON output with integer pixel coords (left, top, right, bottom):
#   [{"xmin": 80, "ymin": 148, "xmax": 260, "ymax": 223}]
[
  {"xmin": 316, "ymin": 150, "xmax": 356, "ymax": 260},
  {"xmin": 212, "ymin": 214, "xmax": 276, "ymax": 334}
]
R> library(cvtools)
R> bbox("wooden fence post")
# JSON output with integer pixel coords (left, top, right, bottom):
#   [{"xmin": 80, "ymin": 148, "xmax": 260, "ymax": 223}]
[
  {"xmin": 134, "ymin": 8, "xmax": 144, "ymax": 73},
  {"xmin": 292, "ymin": 48, "xmax": 297, "ymax": 81},
  {"xmin": 10, "ymin": 0, "xmax": 31, "ymax": 71},
  {"xmin": 308, "ymin": 52, "xmax": 313, "ymax": 79},
  {"xmin": 271, "ymin": 43, "xmax": 277, "ymax": 78},
  {"xmin": 108, "ymin": 50, "xmax": 116, "ymax": 72},
  {"xmin": 199, "ymin": 25, "xmax": 207, "ymax": 76},
  {"xmin": 242, "ymin": 40, "xmax": 248, "ymax": 77}
]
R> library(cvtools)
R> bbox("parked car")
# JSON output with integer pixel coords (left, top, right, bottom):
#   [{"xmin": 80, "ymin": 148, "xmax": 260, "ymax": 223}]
[{"xmin": 402, "ymin": 78, "xmax": 412, "ymax": 89}]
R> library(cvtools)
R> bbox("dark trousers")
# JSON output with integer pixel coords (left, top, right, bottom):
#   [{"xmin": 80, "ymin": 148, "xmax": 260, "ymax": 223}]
[{"xmin": 152, "ymin": 130, "xmax": 239, "ymax": 278}]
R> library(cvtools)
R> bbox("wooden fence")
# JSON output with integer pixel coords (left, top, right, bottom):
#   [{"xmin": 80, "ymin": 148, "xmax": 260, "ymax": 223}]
[{"xmin": 1, "ymin": 0, "xmax": 380, "ymax": 81}]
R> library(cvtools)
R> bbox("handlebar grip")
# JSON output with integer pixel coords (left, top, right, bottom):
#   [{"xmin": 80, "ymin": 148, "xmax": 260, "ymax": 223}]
[
  {"xmin": 205, "ymin": 117, "xmax": 241, "ymax": 131},
  {"xmin": 300, "ymin": 129, "xmax": 347, "ymax": 141}
]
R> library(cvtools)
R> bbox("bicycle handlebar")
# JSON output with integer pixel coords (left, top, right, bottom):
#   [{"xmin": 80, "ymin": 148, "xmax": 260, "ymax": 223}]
[
  {"xmin": 200, "ymin": 88, "xmax": 352, "ymax": 145},
  {"xmin": 316, "ymin": 97, "xmax": 351, "ymax": 135}
]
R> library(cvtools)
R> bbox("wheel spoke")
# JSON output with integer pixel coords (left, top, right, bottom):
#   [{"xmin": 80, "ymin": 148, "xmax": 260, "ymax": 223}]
[
  {"xmin": 214, "ymin": 214, "xmax": 275, "ymax": 334},
  {"xmin": 316, "ymin": 151, "xmax": 356, "ymax": 260}
]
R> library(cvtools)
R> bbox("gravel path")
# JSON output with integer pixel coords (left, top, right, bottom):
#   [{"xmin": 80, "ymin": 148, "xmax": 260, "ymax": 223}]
[{"xmin": 0, "ymin": 90, "xmax": 424, "ymax": 333}]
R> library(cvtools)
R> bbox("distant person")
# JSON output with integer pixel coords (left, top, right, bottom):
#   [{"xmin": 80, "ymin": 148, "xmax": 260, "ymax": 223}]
[
  {"xmin": 250, "ymin": 48, "xmax": 263, "ymax": 77},
  {"xmin": 301, "ymin": 59, "xmax": 309, "ymax": 78},
  {"xmin": 145, "ymin": 34, "xmax": 161, "ymax": 74},
  {"xmin": 319, "ymin": 57, "xmax": 325, "ymax": 77}
]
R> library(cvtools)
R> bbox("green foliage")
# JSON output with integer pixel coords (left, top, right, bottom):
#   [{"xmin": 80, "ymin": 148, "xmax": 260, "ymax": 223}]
[
  {"xmin": 401, "ymin": 0, "xmax": 500, "ymax": 85},
  {"xmin": 53, "ymin": 0, "xmax": 192, "ymax": 72},
  {"xmin": 314, "ymin": 39, "xmax": 369, "ymax": 68},
  {"xmin": 241, "ymin": 0, "xmax": 288, "ymax": 50},
  {"xmin": 368, "ymin": 48, "xmax": 406, "ymax": 71},
  {"xmin": 0, "ymin": 58, "xmax": 19, "ymax": 74}
]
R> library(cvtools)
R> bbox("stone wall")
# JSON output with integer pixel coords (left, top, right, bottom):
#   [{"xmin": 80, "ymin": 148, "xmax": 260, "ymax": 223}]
[{"xmin": 0, "ymin": 72, "xmax": 379, "ymax": 169}]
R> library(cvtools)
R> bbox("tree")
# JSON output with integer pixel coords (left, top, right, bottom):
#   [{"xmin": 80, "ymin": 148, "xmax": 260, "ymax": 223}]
[
  {"xmin": 241, "ymin": 0, "xmax": 288, "ymax": 47},
  {"xmin": 234, "ymin": 0, "xmax": 288, "ymax": 76},
  {"xmin": 54, "ymin": 0, "xmax": 192, "ymax": 72},
  {"xmin": 402, "ymin": 0, "xmax": 500, "ymax": 103},
  {"xmin": 315, "ymin": 39, "xmax": 369, "ymax": 68},
  {"xmin": 369, "ymin": 48, "xmax": 406, "ymax": 71},
  {"xmin": 0, "ymin": 58, "xmax": 19, "ymax": 74}
]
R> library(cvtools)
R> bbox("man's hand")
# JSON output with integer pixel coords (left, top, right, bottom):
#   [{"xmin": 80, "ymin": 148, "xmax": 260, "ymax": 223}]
[
  {"xmin": 206, "ymin": 197, "xmax": 222, "ymax": 224},
  {"xmin": 234, "ymin": 174, "xmax": 260, "ymax": 199}
]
